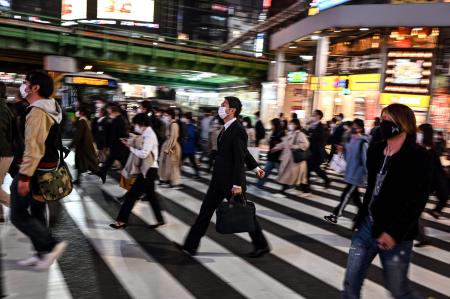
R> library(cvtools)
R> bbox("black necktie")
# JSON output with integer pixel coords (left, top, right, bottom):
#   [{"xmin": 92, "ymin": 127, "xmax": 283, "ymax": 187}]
[{"xmin": 218, "ymin": 128, "xmax": 225, "ymax": 143}]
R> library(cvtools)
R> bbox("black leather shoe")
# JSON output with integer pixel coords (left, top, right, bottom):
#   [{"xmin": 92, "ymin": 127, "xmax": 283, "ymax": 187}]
[
  {"xmin": 247, "ymin": 247, "xmax": 270, "ymax": 258},
  {"xmin": 109, "ymin": 223, "xmax": 127, "ymax": 229},
  {"xmin": 173, "ymin": 242, "xmax": 197, "ymax": 256},
  {"xmin": 98, "ymin": 172, "xmax": 106, "ymax": 184},
  {"xmin": 148, "ymin": 222, "xmax": 165, "ymax": 229}
]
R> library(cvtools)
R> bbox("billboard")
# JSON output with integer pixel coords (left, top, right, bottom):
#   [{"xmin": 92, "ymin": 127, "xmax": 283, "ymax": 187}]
[
  {"xmin": 97, "ymin": 0, "xmax": 155, "ymax": 23},
  {"xmin": 61, "ymin": 0, "xmax": 87, "ymax": 20}
]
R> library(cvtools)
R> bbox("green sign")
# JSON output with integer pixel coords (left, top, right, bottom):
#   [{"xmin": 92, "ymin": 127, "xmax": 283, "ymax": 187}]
[{"xmin": 287, "ymin": 72, "xmax": 308, "ymax": 83}]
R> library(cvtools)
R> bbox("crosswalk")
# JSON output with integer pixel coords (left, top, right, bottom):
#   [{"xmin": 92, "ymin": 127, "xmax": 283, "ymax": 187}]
[{"xmin": 1, "ymin": 152, "xmax": 449, "ymax": 299}]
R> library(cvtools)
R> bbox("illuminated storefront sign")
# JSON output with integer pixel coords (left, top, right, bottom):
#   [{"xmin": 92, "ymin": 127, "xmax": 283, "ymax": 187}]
[
  {"xmin": 380, "ymin": 93, "xmax": 430, "ymax": 108},
  {"xmin": 61, "ymin": 0, "xmax": 87, "ymax": 20},
  {"xmin": 97, "ymin": 0, "xmax": 155, "ymax": 23},
  {"xmin": 67, "ymin": 77, "xmax": 111, "ymax": 86},
  {"xmin": 309, "ymin": 0, "xmax": 350, "ymax": 13},
  {"xmin": 348, "ymin": 74, "xmax": 380, "ymax": 91},
  {"xmin": 287, "ymin": 72, "xmax": 308, "ymax": 83}
]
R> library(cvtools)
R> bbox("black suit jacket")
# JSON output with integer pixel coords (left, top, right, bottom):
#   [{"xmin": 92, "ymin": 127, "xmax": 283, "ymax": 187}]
[
  {"xmin": 211, "ymin": 120, "xmax": 258, "ymax": 195},
  {"xmin": 308, "ymin": 122, "xmax": 326, "ymax": 164}
]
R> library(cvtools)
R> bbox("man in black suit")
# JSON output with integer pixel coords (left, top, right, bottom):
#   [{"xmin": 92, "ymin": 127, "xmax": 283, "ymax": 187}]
[
  {"xmin": 307, "ymin": 109, "xmax": 330, "ymax": 189},
  {"xmin": 178, "ymin": 96, "xmax": 270, "ymax": 258}
]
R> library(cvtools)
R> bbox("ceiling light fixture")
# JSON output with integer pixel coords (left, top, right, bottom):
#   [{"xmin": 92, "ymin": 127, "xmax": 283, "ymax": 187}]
[
  {"xmin": 359, "ymin": 28, "xmax": 370, "ymax": 31},
  {"xmin": 311, "ymin": 35, "xmax": 320, "ymax": 40},
  {"xmin": 299, "ymin": 55, "xmax": 313, "ymax": 61},
  {"xmin": 289, "ymin": 46, "xmax": 298, "ymax": 49},
  {"xmin": 84, "ymin": 65, "xmax": 93, "ymax": 71},
  {"xmin": 270, "ymin": 60, "xmax": 276, "ymax": 64}
]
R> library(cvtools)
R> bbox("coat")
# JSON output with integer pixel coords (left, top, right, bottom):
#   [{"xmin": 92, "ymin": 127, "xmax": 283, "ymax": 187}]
[
  {"xmin": 182, "ymin": 123, "xmax": 198, "ymax": 155},
  {"xmin": 0, "ymin": 99, "xmax": 14, "ymax": 157},
  {"xmin": 354, "ymin": 139, "xmax": 433, "ymax": 242},
  {"xmin": 308, "ymin": 122, "xmax": 327, "ymax": 164},
  {"xmin": 159, "ymin": 121, "xmax": 181, "ymax": 184},
  {"xmin": 273, "ymin": 130, "xmax": 310, "ymax": 185},
  {"xmin": 70, "ymin": 117, "xmax": 99, "ymax": 174},
  {"xmin": 211, "ymin": 120, "xmax": 258, "ymax": 195},
  {"xmin": 92, "ymin": 116, "xmax": 109, "ymax": 150},
  {"xmin": 343, "ymin": 135, "xmax": 368, "ymax": 186}
]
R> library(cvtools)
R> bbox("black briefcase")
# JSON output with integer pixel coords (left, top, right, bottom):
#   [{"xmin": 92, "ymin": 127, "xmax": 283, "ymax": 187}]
[{"xmin": 216, "ymin": 194, "xmax": 257, "ymax": 234}]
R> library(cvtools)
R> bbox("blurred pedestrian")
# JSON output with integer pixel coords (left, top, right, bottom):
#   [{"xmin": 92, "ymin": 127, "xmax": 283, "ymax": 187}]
[
  {"xmin": 98, "ymin": 105, "xmax": 129, "ymax": 183},
  {"xmin": 255, "ymin": 111, "xmax": 266, "ymax": 147},
  {"xmin": 0, "ymin": 82, "xmax": 14, "ymax": 222},
  {"xmin": 327, "ymin": 113, "xmax": 345, "ymax": 162},
  {"xmin": 70, "ymin": 106, "xmax": 99, "ymax": 186},
  {"xmin": 242, "ymin": 116, "xmax": 256, "ymax": 147},
  {"xmin": 324, "ymin": 119, "xmax": 368, "ymax": 224},
  {"xmin": 181, "ymin": 112, "xmax": 200, "ymax": 179},
  {"xmin": 208, "ymin": 117, "xmax": 222, "ymax": 172},
  {"xmin": 370, "ymin": 117, "xmax": 383, "ymax": 145},
  {"xmin": 256, "ymin": 118, "xmax": 285, "ymax": 189},
  {"xmin": 11, "ymin": 70, "xmax": 66, "ymax": 270},
  {"xmin": 434, "ymin": 131, "xmax": 446, "ymax": 157},
  {"xmin": 139, "ymin": 100, "xmax": 166, "ymax": 151},
  {"xmin": 306, "ymin": 110, "xmax": 330, "ymax": 189},
  {"xmin": 200, "ymin": 111, "xmax": 213, "ymax": 162},
  {"xmin": 272, "ymin": 119, "xmax": 310, "ymax": 194},
  {"xmin": 92, "ymin": 107, "xmax": 109, "ymax": 163},
  {"xmin": 110, "ymin": 113, "xmax": 164, "ymax": 229},
  {"xmin": 159, "ymin": 108, "xmax": 181, "ymax": 189},
  {"xmin": 344, "ymin": 104, "xmax": 432, "ymax": 298}
]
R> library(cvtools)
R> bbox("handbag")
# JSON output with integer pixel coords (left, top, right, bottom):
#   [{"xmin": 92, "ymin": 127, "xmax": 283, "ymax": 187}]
[
  {"xmin": 33, "ymin": 124, "xmax": 73, "ymax": 202},
  {"xmin": 330, "ymin": 153, "xmax": 347, "ymax": 174},
  {"xmin": 291, "ymin": 132, "xmax": 311, "ymax": 163},
  {"xmin": 216, "ymin": 194, "xmax": 257, "ymax": 234}
]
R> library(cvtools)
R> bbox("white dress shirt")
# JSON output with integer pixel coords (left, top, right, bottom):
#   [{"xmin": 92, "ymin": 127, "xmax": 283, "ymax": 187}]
[{"xmin": 130, "ymin": 127, "xmax": 159, "ymax": 169}]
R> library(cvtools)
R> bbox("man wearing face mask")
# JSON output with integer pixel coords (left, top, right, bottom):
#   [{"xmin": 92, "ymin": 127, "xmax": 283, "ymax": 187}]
[
  {"xmin": 92, "ymin": 108, "xmax": 109, "ymax": 163},
  {"xmin": 177, "ymin": 96, "xmax": 269, "ymax": 258},
  {"xmin": 324, "ymin": 119, "xmax": 368, "ymax": 224},
  {"xmin": 306, "ymin": 110, "xmax": 330, "ymax": 189},
  {"xmin": 11, "ymin": 70, "xmax": 67, "ymax": 270}
]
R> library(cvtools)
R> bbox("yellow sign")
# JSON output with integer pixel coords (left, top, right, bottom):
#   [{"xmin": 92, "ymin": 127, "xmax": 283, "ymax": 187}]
[
  {"xmin": 310, "ymin": 76, "xmax": 348, "ymax": 91},
  {"xmin": 308, "ymin": 8, "xmax": 319, "ymax": 15},
  {"xmin": 348, "ymin": 74, "xmax": 380, "ymax": 91},
  {"xmin": 380, "ymin": 93, "xmax": 430, "ymax": 108},
  {"xmin": 72, "ymin": 77, "xmax": 109, "ymax": 86}
]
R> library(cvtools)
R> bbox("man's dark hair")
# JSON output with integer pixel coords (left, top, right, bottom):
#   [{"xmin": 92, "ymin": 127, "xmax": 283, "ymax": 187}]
[
  {"xmin": 353, "ymin": 118, "xmax": 365, "ymax": 132},
  {"xmin": 140, "ymin": 100, "xmax": 153, "ymax": 112},
  {"xmin": 165, "ymin": 108, "xmax": 176, "ymax": 119},
  {"xmin": 338, "ymin": 113, "xmax": 344, "ymax": 119},
  {"xmin": 25, "ymin": 70, "xmax": 54, "ymax": 98},
  {"xmin": 292, "ymin": 112, "xmax": 298, "ymax": 120},
  {"xmin": 78, "ymin": 106, "xmax": 90, "ymax": 117},
  {"xmin": 0, "ymin": 81, "xmax": 6, "ymax": 100},
  {"xmin": 290, "ymin": 118, "xmax": 301, "ymax": 130},
  {"xmin": 109, "ymin": 105, "xmax": 121, "ymax": 114},
  {"xmin": 224, "ymin": 96, "xmax": 242, "ymax": 117},
  {"xmin": 132, "ymin": 113, "xmax": 151, "ymax": 127},
  {"xmin": 314, "ymin": 109, "xmax": 324, "ymax": 119},
  {"xmin": 185, "ymin": 112, "xmax": 193, "ymax": 120},
  {"xmin": 374, "ymin": 117, "xmax": 381, "ymax": 126},
  {"xmin": 254, "ymin": 111, "xmax": 260, "ymax": 117}
]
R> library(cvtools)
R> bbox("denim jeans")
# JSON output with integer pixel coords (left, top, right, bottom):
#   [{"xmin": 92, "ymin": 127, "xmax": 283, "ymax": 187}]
[
  {"xmin": 342, "ymin": 218, "xmax": 421, "ymax": 299},
  {"xmin": 10, "ymin": 176, "xmax": 57, "ymax": 254},
  {"xmin": 257, "ymin": 161, "xmax": 278, "ymax": 188}
]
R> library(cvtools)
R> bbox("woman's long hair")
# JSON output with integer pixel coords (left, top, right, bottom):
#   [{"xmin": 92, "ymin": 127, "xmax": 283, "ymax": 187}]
[{"xmin": 381, "ymin": 103, "xmax": 417, "ymax": 141}]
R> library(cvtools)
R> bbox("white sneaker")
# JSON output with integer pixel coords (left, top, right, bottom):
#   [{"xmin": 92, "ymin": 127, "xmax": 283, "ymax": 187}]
[
  {"xmin": 34, "ymin": 241, "xmax": 67, "ymax": 270},
  {"xmin": 17, "ymin": 255, "xmax": 41, "ymax": 267}
]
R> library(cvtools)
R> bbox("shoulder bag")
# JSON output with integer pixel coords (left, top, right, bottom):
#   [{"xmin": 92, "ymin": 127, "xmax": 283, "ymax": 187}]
[{"xmin": 291, "ymin": 131, "xmax": 311, "ymax": 163}]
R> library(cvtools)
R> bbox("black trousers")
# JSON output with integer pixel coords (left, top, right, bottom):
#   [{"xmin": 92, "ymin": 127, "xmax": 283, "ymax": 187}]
[
  {"xmin": 182, "ymin": 153, "xmax": 200, "ymax": 176},
  {"xmin": 117, "ymin": 168, "xmax": 164, "ymax": 224},
  {"xmin": 99, "ymin": 149, "xmax": 129, "ymax": 176},
  {"xmin": 307, "ymin": 159, "xmax": 329, "ymax": 184},
  {"xmin": 184, "ymin": 185, "xmax": 268, "ymax": 252},
  {"xmin": 333, "ymin": 184, "xmax": 362, "ymax": 217}
]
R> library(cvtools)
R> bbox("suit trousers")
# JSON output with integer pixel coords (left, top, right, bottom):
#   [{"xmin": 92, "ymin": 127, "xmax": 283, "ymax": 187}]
[
  {"xmin": 117, "ymin": 168, "xmax": 163, "ymax": 224},
  {"xmin": 184, "ymin": 184, "xmax": 268, "ymax": 252}
]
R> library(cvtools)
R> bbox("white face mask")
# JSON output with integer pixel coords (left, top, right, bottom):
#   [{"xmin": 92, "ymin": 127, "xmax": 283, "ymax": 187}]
[
  {"xmin": 95, "ymin": 112, "xmax": 101, "ymax": 118},
  {"xmin": 288, "ymin": 124, "xmax": 296, "ymax": 131},
  {"xmin": 416, "ymin": 132, "xmax": 424, "ymax": 144},
  {"xmin": 218, "ymin": 106, "xmax": 228, "ymax": 119},
  {"xmin": 181, "ymin": 117, "xmax": 187, "ymax": 123},
  {"xmin": 20, "ymin": 83, "xmax": 29, "ymax": 99},
  {"xmin": 242, "ymin": 121, "xmax": 248, "ymax": 127},
  {"xmin": 137, "ymin": 107, "xmax": 143, "ymax": 114},
  {"xmin": 96, "ymin": 103, "xmax": 106, "ymax": 109},
  {"xmin": 134, "ymin": 125, "xmax": 143, "ymax": 134},
  {"xmin": 75, "ymin": 111, "xmax": 81, "ymax": 118},
  {"xmin": 162, "ymin": 115, "xmax": 171, "ymax": 123}
]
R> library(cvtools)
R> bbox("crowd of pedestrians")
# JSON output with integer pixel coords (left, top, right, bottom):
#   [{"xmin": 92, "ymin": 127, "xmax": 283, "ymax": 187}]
[{"xmin": 0, "ymin": 70, "xmax": 449, "ymax": 299}]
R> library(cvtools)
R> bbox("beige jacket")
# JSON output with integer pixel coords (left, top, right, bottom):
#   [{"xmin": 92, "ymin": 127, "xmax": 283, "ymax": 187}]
[{"xmin": 19, "ymin": 99, "xmax": 63, "ymax": 179}]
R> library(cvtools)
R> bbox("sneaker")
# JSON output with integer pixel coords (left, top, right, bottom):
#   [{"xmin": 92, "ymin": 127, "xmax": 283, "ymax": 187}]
[
  {"xmin": 169, "ymin": 185, "xmax": 183, "ymax": 190},
  {"xmin": 34, "ymin": 241, "xmax": 67, "ymax": 270},
  {"xmin": 17, "ymin": 254, "xmax": 41, "ymax": 267},
  {"xmin": 324, "ymin": 215, "xmax": 338, "ymax": 224}
]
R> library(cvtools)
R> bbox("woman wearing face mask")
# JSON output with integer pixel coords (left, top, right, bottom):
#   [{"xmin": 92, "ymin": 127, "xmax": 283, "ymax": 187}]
[
  {"xmin": 415, "ymin": 124, "xmax": 448, "ymax": 244},
  {"xmin": 110, "ymin": 113, "xmax": 164, "ymax": 229},
  {"xmin": 271, "ymin": 119, "xmax": 310, "ymax": 195},
  {"xmin": 324, "ymin": 119, "xmax": 368, "ymax": 224},
  {"xmin": 92, "ymin": 108, "xmax": 109, "ymax": 164},
  {"xmin": 69, "ymin": 107, "xmax": 99, "ymax": 186},
  {"xmin": 158, "ymin": 109, "xmax": 181, "ymax": 189},
  {"xmin": 343, "ymin": 104, "xmax": 433, "ymax": 299},
  {"xmin": 242, "ymin": 117, "xmax": 256, "ymax": 147}
]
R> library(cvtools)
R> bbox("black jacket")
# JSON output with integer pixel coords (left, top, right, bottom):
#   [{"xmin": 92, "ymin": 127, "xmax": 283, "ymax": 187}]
[
  {"xmin": 108, "ymin": 116, "xmax": 129, "ymax": 159},
  {"xmin": 308, "ymin": 122, "xmax": 326, "ymax": 164},
  {"xmin": 355, "ymin": 139, "xmax": 433, "ymax": 243},
  {"xmin": 92, "ymin": 116, "xmax": 109, "ymax": 150},
  {"xmin": 0, "ymin": 100, "xmax": 14, "ymax": 157},
  {"xmin": 328, "ymin": 123, "xmax": 345, "ymax": 145},
  {"xmin": 211, "ymin": 121, "xmax": 258, "ymax": 195},
  {"xmin": 255, "ymin": 120, "xmax": 266, "ymax": 141},
  {"xmin": 267, "ymin": 130, "xmax": 285, "ymax": 162}
]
